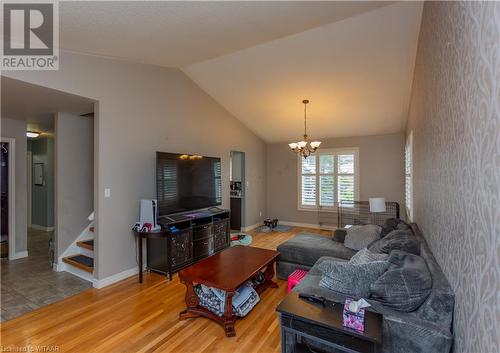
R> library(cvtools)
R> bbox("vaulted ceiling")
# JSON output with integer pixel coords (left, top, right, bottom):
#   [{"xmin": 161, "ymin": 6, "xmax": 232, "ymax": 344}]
[
  {"xmin": 183, "ymin": 2, "xmax": 423, "ymax": 142},
  {"xmin": 56, "ymin": 1, "xmax": 422, "ymax": 142}
]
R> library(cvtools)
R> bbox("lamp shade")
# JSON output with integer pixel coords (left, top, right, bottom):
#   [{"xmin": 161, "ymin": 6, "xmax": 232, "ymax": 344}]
[{"xmin": 369, "ymin": 198, "xmax": 386, "ymax": 213}]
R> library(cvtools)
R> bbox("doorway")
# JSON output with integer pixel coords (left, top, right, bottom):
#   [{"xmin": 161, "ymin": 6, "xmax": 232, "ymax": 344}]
[
  {"xmin": 1, "ymin": 139, "xmax": 15, "ymax": 260},
  {"xmin": 230, "ymin": 151, "xmax": 245, "ymax": 231},
  {"xmin": 1, "ymin": 142, "xmax": 9, "ymax": 258}
]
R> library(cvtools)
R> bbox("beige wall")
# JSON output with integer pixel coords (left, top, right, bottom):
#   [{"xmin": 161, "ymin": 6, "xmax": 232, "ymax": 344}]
[
  {"xmin": 266, "ymin": 133, "xmax": 405, "ymax": 226},
  {"xmin": 0, "ymin": 117, "xmax": 28, "ymax": 255},
  {"xmin": 3, "ymin": 51, "xmax": 266, "ymax": 281},
  {"xmin": 55, "ymin": 112, "xmax": 94, "ymax": 259},
  {"xmin": 406, "ymin": 2, "xmax": 500, "ymax": 352}
]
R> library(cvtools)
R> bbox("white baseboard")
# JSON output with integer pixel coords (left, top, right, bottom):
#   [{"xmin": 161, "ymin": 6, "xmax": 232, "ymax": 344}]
[
  {"xmin": 30, "ymin": 224, "xmax": 55, "ymax": 232},
  {"xmin": 10, "ymin": 250, "xmax": 28, "ymax": 260},
  {"xmin": 242, "ymin": 222, "xmax": 261, "ymax": 232},
  {"xmin": 279, "ymin": 221, "xmax": 335, "ymax": 230},
  {"xmin": 93, "ymin": 267, "xmax": 138, "ymax": 289}
]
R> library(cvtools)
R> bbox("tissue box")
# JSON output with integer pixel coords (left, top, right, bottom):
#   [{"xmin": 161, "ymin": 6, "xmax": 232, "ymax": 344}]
[{"xmin": 343, "ymin": 298, "xmax": 365, "ymax": 332}]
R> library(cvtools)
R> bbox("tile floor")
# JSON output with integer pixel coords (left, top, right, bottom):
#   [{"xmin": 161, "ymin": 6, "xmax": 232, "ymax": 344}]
[{"xmin": 1, "ymin": 228, "xmax": 92, "ymax": 321}]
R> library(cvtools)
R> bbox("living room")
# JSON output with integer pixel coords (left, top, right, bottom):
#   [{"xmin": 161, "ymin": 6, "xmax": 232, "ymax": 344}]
[{"xmin": 1, "ymin": 1, "xmax": 499, "ymax": 353}]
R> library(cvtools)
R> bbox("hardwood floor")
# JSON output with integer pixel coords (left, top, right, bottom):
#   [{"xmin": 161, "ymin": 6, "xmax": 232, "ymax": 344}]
[{"xmin": 0, "ymin": 227, "xmax": 330, "ymax": 353}]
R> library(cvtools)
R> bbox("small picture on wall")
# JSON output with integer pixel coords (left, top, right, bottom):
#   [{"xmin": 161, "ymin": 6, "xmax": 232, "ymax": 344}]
[{"xmin": 34, "ymin": 163, "xmax": 44, "ymax": 186}]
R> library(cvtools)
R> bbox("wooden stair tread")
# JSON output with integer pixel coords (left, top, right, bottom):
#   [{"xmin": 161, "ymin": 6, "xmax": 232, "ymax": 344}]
[
  {"xmin": 77, "ymin": 239, "xmax": 94, "ymax": 251},
  {"xmin": 63, "ymin": 254, "xmax": 94, "ymax": 273}
]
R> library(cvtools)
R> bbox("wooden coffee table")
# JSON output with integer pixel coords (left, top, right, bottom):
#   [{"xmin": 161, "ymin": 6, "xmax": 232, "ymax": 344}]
[{"xmin": 179, "ymin": 245, "xmax": 280, "ymax": 337}]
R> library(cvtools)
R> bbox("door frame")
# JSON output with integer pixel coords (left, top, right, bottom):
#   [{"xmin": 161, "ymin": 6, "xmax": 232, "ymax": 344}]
[
  {"xmin": 1, "ymin": 137, "xmax": 16, "ymax": 260},
  {"xmin": 27, "ymin": 150, "xmax": 32, "ymax": 227}
]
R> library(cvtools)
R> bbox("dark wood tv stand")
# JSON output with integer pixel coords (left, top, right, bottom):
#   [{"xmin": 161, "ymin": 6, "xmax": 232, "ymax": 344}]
[{"xmin": 145, "ymin": 209, "xmax": 231, "ymax": 279}]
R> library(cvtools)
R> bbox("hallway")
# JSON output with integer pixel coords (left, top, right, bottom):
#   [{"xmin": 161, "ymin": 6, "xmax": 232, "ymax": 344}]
[{"xmin": 1, "ymin": 228, "xmax": 92, "ymax": 321}]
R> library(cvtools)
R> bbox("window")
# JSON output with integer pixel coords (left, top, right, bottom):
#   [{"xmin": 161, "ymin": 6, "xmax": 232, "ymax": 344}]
[
  {"xmin": 405, "ymin": 132, "xmax": 413, "ymax": 221},
  {"xmin": 298, "ymin": 148, "xmax": 359, "ymax": 210}
]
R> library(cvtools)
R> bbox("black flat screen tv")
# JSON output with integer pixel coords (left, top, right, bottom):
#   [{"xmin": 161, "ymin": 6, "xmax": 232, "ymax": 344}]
[{"xmin": 156, "ymin": 152, "xmax": 222, "ymax": 216}]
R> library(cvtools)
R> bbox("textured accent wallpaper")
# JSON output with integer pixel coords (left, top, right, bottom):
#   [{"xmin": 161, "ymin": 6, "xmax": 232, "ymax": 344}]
[{"xmin": 406, "ymin": 2, "xmax": 500, "ymax": 353}]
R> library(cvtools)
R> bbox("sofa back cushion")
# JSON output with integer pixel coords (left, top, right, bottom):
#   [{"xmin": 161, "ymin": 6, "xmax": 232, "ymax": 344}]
[
  {"xmin": 370, "ymin": 250, "xmax": 432, "ymax": 312},
  {"xmin": 369, "ymin": 229, "xmax": 420, "ymax": 255},
  {"xmin": 344, "ymin": 224, "xmax": 382, "ymax": 250},
  {"xmin": 318, "ymin": 259, "xmax": 389, "ymax": 298}
]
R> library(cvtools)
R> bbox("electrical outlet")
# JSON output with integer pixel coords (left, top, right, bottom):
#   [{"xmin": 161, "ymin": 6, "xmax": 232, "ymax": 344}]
[
  {"xmin": 104, "ymin": 188, "xmax": 111, "ymax": 198},
  {"xmin": 259, "ymin": 211, "xmax": 262, "ymax": 217}
]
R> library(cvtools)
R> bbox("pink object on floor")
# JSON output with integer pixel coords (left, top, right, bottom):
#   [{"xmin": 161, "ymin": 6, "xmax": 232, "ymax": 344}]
[{"xmin": 287, "ymin": 269, "xmax": 308, "ymax": 293}]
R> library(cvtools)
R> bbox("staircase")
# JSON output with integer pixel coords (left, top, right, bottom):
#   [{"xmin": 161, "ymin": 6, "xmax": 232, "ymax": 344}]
[{"xmin": 60, "ymin": 213, "xmax": 95, "ymax": 281}]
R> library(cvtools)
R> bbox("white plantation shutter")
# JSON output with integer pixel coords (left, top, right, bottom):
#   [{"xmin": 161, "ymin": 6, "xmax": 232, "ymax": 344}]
[
  {"xmin": 301, "ymin": 156, "xmax": 317, "ymax": 207},
  {"xmin": 405, "ymin": 132, "xmax": 413, "ymax": 220},
  {"xmin": 299, "ymin": 149, "xmax": 358, "ymax": 210},
  {"xmin": 337, "ymin": 154, "xmax": 355, "ymax": 203}
]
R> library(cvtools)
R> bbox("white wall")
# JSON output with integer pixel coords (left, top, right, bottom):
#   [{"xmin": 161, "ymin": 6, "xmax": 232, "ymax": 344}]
[
  {"xmin": 0, "ymin": 117, "xmax": 28, "ymax": 254},
  {"xmin": 266, "ymin": 133, "xmax": 405, "ymax": 226},
  {"xmin": 55, "ymin": 112, "xmax": 94, "ymax": 258},
  {"xmin": 3, "ymin": 51, "xmax": 266, "ymax": 280}
]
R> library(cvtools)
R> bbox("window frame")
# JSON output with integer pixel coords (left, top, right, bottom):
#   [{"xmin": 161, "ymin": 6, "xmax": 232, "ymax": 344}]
[
  {"xmin": 297, "ymin": 147, "xmax": 360, "ymax": 212},
  {"xmin": 405, "ymin": 132, "xmax": 413, "ymax": 221}
]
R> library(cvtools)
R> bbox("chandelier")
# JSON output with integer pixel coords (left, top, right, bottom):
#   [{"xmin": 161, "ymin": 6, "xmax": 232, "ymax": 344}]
[{"xmin": 288, "ymin": 99, "xmax": 321, "ymax": 158}]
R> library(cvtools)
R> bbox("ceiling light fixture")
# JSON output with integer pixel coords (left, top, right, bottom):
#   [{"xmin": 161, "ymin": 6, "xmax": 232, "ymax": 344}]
[
  {"xmin": 288, "ymin": 99, "xmax": 321, "ymax": 158},
  {"xmin": 26, "ymin": 131, "xmax": 40, "ymax": 138}
]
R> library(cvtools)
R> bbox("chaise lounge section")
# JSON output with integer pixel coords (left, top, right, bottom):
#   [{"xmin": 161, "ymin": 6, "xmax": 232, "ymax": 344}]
[{"xmin": 283, "ymin": 223, "xmax": 455, "ymax": 353}]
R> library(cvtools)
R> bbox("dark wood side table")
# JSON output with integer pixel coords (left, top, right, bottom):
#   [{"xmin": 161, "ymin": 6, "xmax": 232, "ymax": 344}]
[
  {"xmin": 276, "ymin": 292, "xmax": 382, "ymax": 353},
  {"xmin": 133, "ymin": 229, "xmax": 171, "ymax": 283}
]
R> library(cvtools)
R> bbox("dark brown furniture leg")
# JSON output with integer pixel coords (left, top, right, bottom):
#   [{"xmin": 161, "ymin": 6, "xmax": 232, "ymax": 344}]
[
  {"xmin": 179, "ymin": 277, "xmax": 201, "ymax": 320},
  {"xmin": 223, "ymin": 291, "xmax": 236, "ymax": 337},
  {"xmin": 264, "ymin": 260, "xmax": 278, "ymax": 288},
  {"xmin": 138, "ymin": 237, "xmax": 143, "ymax": 283}
]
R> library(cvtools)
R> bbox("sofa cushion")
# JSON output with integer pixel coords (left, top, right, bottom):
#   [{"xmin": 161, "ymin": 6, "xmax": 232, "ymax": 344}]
[
  {"xmin": 344, "ymin": 224, "xmax": 382, "ymax": 250},
  {"xmin": 369, "ymin": 229, "xmax": 420, "ymax": 255},
  {"xmin": 318, "ymin": 259, "xmax": 389, "ymax": 298},
  {"xmin": 277, "ymin": 233, "xmax": 356, "ymax": 267},
  {"xmin": 370, "ymin": 250, "xmax": 432, "ymax": 312},
  {"xmin": 349, "ymin": 248, "xmax": 389, "ymax": 265}
]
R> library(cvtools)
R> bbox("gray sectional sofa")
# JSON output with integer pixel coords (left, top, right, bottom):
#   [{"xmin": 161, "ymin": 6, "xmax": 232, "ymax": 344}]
[{"xmin": 276, "ymin": 223, "xmax": 455, "ymax": 353}]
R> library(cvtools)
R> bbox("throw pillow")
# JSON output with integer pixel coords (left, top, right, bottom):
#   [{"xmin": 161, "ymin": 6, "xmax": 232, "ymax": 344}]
[
  {"xmin": 332, "ymin": 229, "xmax": 347, "ymax": 243},
  {"xmin": 369, "ymin": 229, "xmax": 420, "ymax": 255},
  {"xmin": 349, "ymin": 248, "xmax": 389, "ymax": 265},
  {"xmin": 370, "ymin": 250, "xmax": 432, "ymax": 312},
  {"xmin": 344, "ymin": 224, "xmax": 382, "ymax": 251},
  {"xmin": 318, "ymin": 259, "xmax": 389, "ymax": 298}
]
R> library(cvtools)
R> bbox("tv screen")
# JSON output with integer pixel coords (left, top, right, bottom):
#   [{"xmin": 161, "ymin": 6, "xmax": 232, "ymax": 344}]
[{"xmin": 156, "ymin": 152, "xmax": 222, "ymax": 215}]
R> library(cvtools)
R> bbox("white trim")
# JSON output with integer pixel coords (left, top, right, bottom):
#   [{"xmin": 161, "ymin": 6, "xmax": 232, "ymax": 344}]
[
  {"xmin": 242, "ymin": 222, "xmax": 261, "ymax": 232},
  {"xmin": 27, "ymin": 151, "xmax": 32, "ymax": 227},
  {"xmin": 11, "ymin": 250, "xmax": 28, "ymax": 260},
  {"xmin": 92, "ymin": 267, "xmax": 139, "ymax": 289},
  {"xmin": 30, "ymin": 224, "xmax": 55, "ymax": 232},
  {"xmin": 297, "ymin": 147, "xmax": 360, "ymax": 211},
  {"xmin": 279, "ymin": 221, "xmax": 335, "ymax": 231},
  {"xmin": 1, "ymin": 137, "xmax": 16, "ymax": 261}
]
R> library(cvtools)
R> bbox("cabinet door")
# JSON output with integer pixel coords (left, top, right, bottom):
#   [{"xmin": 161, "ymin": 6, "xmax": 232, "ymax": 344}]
[
  {"xmin": 214, "ymin": 219, "xmax": 229, "ymax": 250},
  {"xmin": 170, "ymin": 230, "xmax": 193, "ymax": 269}
]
